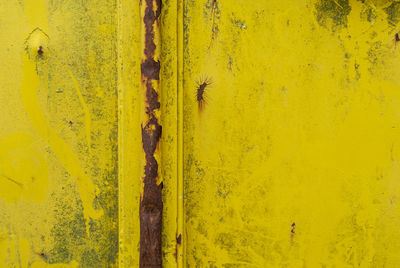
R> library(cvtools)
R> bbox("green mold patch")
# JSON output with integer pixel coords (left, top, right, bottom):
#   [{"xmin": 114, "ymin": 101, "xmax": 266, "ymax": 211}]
[
  {"xmin": 360, "ymin": 4, "xmax": 376, "ymax": 23},
  {"xmin": 385, "ymin": 2, "xmax": 400, "ymax": 26},
  {"xmin": 48, "ymin": 186, "xmax": 87, "ymax": 264},
  {"xmin": 315, "ymin": 0, "xmax": 352, "ymax": 29}
]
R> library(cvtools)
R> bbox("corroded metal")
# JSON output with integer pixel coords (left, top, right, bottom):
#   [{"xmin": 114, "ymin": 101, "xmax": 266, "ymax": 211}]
[{"xmin": 140, "ymin": 0, "xmax": 163, "ymax": 267}]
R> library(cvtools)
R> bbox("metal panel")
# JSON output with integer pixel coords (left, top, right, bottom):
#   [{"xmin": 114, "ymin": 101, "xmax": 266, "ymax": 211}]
[
  {"xmin": 0, "ymin": 0, "xmax": 118, "ymax": 266},
  {"xmin": 182, "ymin": 0, "xmax": 400, "ymax": 267},
  {"xmin": 3, "ymin": 0, "xmax": 400, "ymax": 267}
]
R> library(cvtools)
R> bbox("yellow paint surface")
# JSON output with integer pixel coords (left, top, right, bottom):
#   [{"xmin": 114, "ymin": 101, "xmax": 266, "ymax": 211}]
[
  {"xmin": 3, "ymin": 0, "xmax": 400, "ymax": 267},
  {"xmin": 181, "ymin": 0, "xmax": 400, "ymax": 267},
  {"xmin": 0, "ymin": 0, "xmax": 119, "ymax": 266}
]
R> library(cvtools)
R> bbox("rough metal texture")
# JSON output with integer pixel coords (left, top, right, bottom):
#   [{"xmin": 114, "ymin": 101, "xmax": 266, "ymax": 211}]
[
  {"xmin": 140, "ymin": 0, "xmax": 163, "ymax": 267},
  {"xmin": 6, "ymin": 0, "xmax": 400, "ymax": 267}
]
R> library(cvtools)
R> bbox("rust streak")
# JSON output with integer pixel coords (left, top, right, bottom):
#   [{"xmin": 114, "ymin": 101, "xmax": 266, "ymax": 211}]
[{"xmin": 140, "ymin": 0, "xmax": 163, "ymax": 267}]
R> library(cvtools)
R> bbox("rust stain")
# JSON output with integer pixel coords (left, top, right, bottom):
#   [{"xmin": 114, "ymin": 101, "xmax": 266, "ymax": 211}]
[
  {"xmin": 35, "ymin": 251, "xmax": 47, "ymax": 259},
  {"xmin": 37, "ymin": 45, "xmax": 44, "ymax": 56},
  {"xmin": 140, "ymin": 0, "xmax": 163, "ymax": 267},
  {"xmin": 394, "ymin": 32, "xmax": 400, "ymax": 47},
  {"xmin": 173, "ymin": 233, "xmax": 182, "ymax": 262},
  {"xmin": 291, "ymin": 222, "xmax": 296, "ymax": 245},
  {"xmin": 176, "ymin": 234, "xmax": 182, "ymax": 245}
]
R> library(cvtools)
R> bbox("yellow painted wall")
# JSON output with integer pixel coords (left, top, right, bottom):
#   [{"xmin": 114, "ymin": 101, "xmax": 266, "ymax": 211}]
[
  {"xmin": 2, "ymin": 0, "xmax": 400, "ymax": 267},
  {"xmin": 0, "ymin": 0, "xmax": 118, "ymax": 266},
  {"xmin": 182, "ymin": 0, "xmax": 400, "ymax": 267}
]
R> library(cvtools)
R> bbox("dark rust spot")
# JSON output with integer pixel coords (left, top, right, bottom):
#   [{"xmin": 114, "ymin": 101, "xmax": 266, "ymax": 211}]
[
  {"xmin": 176, "ymin": 234, "xmax": 182, "ymax": 245},
  {"xmin": 141, "ymin": 59, "xmax": 161, "ymax": 81},
  {"xmin": 392, "ymin": 32, "xmax": 400, "ymax": 47},
  {"xmin": 144, "ymin": 81, "xmax": 160, "ymax": 114},
  {"xmin": 38, "ymin": 46, "xmax": 43, "ymax": 55},
  {"xmin": 291, "ymin": 222, "xmax": 296, "ymax": 245},
  {"xmin": 35, "ymin": 251, "xmax": 48, "ymax": 260},
  {"xmin": 140, "ymin": 0, "xmax": 162, "ymax": 267}
]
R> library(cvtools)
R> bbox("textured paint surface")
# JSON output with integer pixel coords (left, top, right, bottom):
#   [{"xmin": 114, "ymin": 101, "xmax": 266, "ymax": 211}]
[
  {"xmin": 0, "ymin": 0, "xmax": 118, "ymax": 266},
  {"xmin": 182, "ymin": 0, "xmax": 400, "ymax": 267},
  {"xmin": 139, "ymin": 0, "xmax": 163, "ymax": 266},
  {"xmin": 0, "ymin": 0, "xmax": 179, "ymax": 266},
  {"xmin": 4, "ymin": 0, "xmax": 400, "ymax": 267}
]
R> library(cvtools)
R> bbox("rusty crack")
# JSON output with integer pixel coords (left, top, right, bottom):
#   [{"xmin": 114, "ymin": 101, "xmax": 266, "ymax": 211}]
[{"xmin": 140, "ymin": 0, "xmax": 163, "ymax": 267}]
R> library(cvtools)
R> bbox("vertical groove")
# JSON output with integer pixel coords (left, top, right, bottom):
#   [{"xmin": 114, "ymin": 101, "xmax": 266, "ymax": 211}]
[
  {"xmin": 177, "ymin": 0, "xmax": 184, "ymax": 266},
  {"xmin": 116, "ymin": 0, "xmax": 124, "ymax": 266},
  {"xmin": 140, "ymin": 0, "xmax": 163, "ymax": 267}
]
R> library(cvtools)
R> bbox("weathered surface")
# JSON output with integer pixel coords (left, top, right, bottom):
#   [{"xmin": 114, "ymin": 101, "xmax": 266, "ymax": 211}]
[
  {"xmin": 182, "ymin": 0, "xmax": 400, "ymax": 267},
  {"xmin": 4, "ymin": 0, "xmax": 400, "ymax": 267},
  {"xmin": 140, "ymin": 0, "xmax": 163, "ymax": 266},
  {"xmin": 0, "ymin": 0, "xmax": 179, "ymax": 266},
  {"xmin": 0, "ymin": 0, "xmax": 118, "ymax": 266}
]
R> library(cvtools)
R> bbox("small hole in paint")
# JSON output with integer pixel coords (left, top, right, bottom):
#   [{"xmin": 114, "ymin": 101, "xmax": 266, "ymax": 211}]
[{"xmin": 38, "ymin": 46, "xmax": 44, "ymax": 55}]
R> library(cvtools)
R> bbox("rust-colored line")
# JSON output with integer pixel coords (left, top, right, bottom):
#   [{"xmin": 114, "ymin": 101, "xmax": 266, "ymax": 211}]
[{"xmin": 140, "ymin": 0, "xmax": 163, "ymax": 267}]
